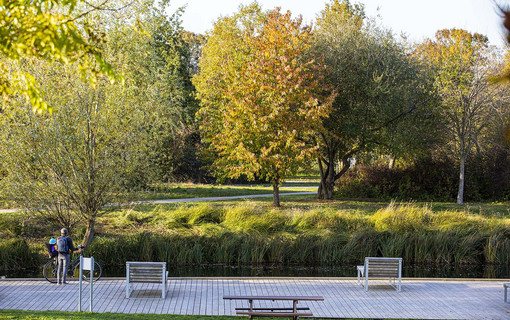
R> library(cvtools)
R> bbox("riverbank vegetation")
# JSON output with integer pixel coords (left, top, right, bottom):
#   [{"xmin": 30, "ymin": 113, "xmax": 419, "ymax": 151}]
[{"xmin": 1, "ymin": 199, "xmax": 508, "ymax": 273}]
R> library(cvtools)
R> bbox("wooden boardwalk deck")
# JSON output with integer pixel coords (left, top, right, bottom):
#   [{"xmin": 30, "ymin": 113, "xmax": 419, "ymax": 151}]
[{"xmin": 0, "ymin": 278, "xmax": 509, "ymax": 319}]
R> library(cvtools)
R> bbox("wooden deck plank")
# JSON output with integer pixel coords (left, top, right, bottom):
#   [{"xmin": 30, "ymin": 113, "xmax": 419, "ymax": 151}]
[
  {"xmin": 166, "ymin": 278, "xmax": 179, "ymax": 314},
  {"xmin": 0, "ymin": 278, "xmax": 509, "ymax": 319}
]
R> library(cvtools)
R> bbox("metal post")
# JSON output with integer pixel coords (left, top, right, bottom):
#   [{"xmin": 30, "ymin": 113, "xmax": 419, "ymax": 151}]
[
  {"xmin": 126, "ymin": 263, "xmax": 130, "ymax": 298},
  {"xmin": 78, "ymin": 256, "xmax": 83, "ymax": 312},
  {"xmin": 365, "ymin": 258, "xmax": 369, "ymax": 292},
  {"xmin": 162, "ymin": 263, "xmax": 166, "ymax": 299},
  {"xmin": 90, "ymin": 256, "xmax": 94, "ymax": 312},
  {"xmin": 398, "ymin": 259, "xmax": 402, "ymax": 292}
]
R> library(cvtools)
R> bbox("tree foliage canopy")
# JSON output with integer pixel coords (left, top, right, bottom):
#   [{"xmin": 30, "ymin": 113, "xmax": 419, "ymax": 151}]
[
  {"xmin": 193, "ymin": 3, "xmax": 329, "ymax": 205},
  {"xmin": 415, "ymin": 28, "xmax": 498, "ymax": 204},
  {"xmin": 312, "ymin": 0, "xmax": 437, "ymax": 199},
  {"xmin": 0, "ymin": 0, "xmax": 191, "ymax": 244},
  {"xmin": 0, "ymin": 0, "xmax": 116, "ymax": 112}
]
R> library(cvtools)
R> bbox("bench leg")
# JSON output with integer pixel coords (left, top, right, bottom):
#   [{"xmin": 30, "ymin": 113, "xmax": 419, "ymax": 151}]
[
  {"xmin": 505, "ymin": 286, "xmax": 508, "ymax": 303},
  {"xmin": 357, "ymin": 269, "xmax": 360, "ymax": 285}
]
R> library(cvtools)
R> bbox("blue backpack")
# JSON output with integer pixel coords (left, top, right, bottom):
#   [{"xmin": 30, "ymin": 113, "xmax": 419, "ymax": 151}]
[{"xmin": 57, "ymin": 236, "xmax": 69, "ymax": 253}]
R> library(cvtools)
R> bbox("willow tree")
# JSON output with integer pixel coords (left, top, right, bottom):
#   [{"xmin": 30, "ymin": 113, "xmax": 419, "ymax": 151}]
[
  {"xmin": 193, "ymin": 3, "xmax": 328, "ymax": 207},
  {"xmin": 0, "ymin": 0, "xmax": 189, "ymax": 246},
  {"xmin": 0, "ymin": 63, "xmax": 146, "ymax": 246}
]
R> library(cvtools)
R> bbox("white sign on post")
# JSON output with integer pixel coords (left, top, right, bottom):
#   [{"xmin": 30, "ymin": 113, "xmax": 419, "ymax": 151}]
[
  {"xmin": 78, "ymin": 256, "xmax": 94, "ymax": 312},
  {"xmin": 82, "ymin": 257, "xmax": 92, "ymax": 271}
]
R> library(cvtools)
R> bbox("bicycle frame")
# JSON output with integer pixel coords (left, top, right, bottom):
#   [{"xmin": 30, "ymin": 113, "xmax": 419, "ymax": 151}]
[{"xmin": 43, "ymin": 249, "xmax": 102, "ymax": 283}]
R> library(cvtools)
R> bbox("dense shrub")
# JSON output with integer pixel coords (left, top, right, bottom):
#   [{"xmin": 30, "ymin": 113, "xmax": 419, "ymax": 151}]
[{"xmin": 337, "ymin": 149, "xmax": 510, "ymax": 201}]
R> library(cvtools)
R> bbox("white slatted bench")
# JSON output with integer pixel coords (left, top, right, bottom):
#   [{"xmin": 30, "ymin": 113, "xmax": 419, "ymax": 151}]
[
  {"xmin": 504, "ymin": 283, "xmax": 510, "ymax": 303},
  {"xmin": 126, "ymin": 261, "xmax": 168, "ymax": 298},
  {"xmin": 357, "ymin": 257, "xmax": 402, "ymax": 292}
]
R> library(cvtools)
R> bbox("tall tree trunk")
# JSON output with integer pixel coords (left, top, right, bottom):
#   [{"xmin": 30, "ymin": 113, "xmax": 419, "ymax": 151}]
[
  {"xmin": 388, "ymin": 155, "xmax": 395, "ymax": 169},
  {"xmin": 272, "ymin": 177, "xmax": 280, "ymax": 207},
  {"xmin": 318, "ymin": 150, "xmax": 354, "ymax": 200},
  {"xmin": 318, "ymin": 168, "xmax": 335, "ymax": 200},
  {"xmin": 318, "ymin": 149, "xmax": 335, "ymax": 200},
  {"xmin": 456, "ymin": 154, "xmax": 466, "ymax": 205},
  {"xmin": 81, "ymin": 218, "xmax": 96, "ymax": 247}
]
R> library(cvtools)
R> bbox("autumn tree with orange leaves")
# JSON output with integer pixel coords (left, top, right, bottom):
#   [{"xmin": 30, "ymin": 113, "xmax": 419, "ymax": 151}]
[{"xmin": 193, "ymin": 3, "xmax": 329, "ymax": 207}]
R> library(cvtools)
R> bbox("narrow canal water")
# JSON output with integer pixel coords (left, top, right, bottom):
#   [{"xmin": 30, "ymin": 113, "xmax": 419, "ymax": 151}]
[{"xmin": 4, "ymin": 263, "xmax": 509, "ymax": 279}]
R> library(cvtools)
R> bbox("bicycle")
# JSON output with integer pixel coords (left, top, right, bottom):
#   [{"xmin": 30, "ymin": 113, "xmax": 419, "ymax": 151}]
[{"xmin": 43, "ymin": 247, "xmax": 102, "ymax": 283}]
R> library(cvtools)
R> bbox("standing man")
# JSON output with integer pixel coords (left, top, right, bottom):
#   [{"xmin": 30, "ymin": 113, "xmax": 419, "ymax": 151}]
[{"xmin": 56, "ymin": 228, "xmax": 81, "ymax": 285}]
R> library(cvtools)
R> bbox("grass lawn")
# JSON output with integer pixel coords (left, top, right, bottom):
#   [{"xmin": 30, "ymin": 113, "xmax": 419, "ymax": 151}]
[
  {"xmin": 0, "ymin": 182, "xmax": 318, "ymax": 209},
  {"xmin": 0, "ymin": 310, "xmax": 237, "ymax": 320},
  {"xmin": 0, "ymin": 310, "xmax": 341, "ymax": 320},
  {"xmin": 123, "ymin": 182, "xmax": 318, "ymax": 202}
]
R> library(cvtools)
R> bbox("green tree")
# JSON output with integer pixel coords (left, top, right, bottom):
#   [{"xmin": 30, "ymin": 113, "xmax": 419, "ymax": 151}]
[
  {"xmin": 312, "ymin": 0, "xmax": 436, "ymax": 200},
  {"xmin": 194, "ymin": 3, "xmax": 328, "ymax": 206},
  {"xmin": 105, "ymin": 1, "xmax": 201, "ymax": 182},
  {"xmin": 416, "ymin": 29, "xmax": 497, "ymax": 205},
  {"xmin": 0, "ymin": 0, "xmax": 118, "ymax": 113},
  {"xmin": 0, "ymin": 62, "xmax": 148, "ymax": 246},
  {"xmin": 0, "ymin": 0, "xmax": 191, "ymax": 245}
]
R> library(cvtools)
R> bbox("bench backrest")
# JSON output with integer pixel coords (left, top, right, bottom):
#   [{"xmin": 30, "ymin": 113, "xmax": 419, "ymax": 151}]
[
  {"xmin": 365, "ymin": 257, "xmax": 401, "ymax": 277},
  {"xmin": 127, "ymin": 262, "xmax": 166, "ymax": 283}
]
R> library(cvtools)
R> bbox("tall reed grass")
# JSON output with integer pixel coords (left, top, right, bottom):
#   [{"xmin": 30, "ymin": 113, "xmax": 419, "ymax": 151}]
[
  {"xmin": 0, "ymin": 238, "xmax": 41, "ymax": 271},
  {"xmin": 2, "ymin": 202, "xmax": 509, "ymax": 270}
]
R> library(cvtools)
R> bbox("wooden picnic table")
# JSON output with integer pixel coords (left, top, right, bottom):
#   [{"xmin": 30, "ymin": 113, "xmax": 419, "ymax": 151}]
[{"xmin": 223, "ymin": 295, "xmax": 324, "ymax": 320}]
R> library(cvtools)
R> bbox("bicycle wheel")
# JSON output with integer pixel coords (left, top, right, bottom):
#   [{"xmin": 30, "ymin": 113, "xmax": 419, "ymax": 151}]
[
  {"xmin": 71, "ymin": 260, "xmax": 103, "ymax": 282},
  {"xmin": 42, "ymin": 260, "xmax": 58, "ymax": 283}
]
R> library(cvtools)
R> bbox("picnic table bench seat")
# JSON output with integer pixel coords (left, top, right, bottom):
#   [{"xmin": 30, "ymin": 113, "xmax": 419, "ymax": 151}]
[
  {"xmin": 236, "ymin": 311, "xmax": 313, "ymax": 318},
  {"xmin": 357, "ymin": 257, "xmax": 402, "ymax": 292},
  {"xmin": 126, "ymin": 261, "xmax": 168, "ymax": 299}
]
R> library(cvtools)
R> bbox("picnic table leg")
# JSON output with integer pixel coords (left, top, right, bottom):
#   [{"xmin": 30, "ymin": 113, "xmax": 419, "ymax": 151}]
[
  {"xmin": 249, "ymin": 299, "xmax": 253, "ymax": 320},
  {"xmin": 293, "ymin": 300, "xmax": 298, "ymax": 320}
]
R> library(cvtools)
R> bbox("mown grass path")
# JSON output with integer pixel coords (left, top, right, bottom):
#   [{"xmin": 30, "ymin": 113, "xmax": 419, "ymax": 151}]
[{"xmin": 0, "ymin": 278, "xmax": 508, "ymax": 319}]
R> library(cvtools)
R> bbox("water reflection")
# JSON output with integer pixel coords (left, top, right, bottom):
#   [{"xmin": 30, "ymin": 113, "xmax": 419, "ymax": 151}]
[{"xmin": 4, "ymin": 263, "xmax": 509, "ymax": 279}]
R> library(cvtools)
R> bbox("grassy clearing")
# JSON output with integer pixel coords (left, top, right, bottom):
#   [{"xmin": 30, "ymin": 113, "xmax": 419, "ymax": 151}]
[
  {"xmin": 0, "ymin": 183, "xmax": 316, "ymax": 209},
  {"xmin": 125, "ymin": 183, "xmax": 316, "ymax": 201}
]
